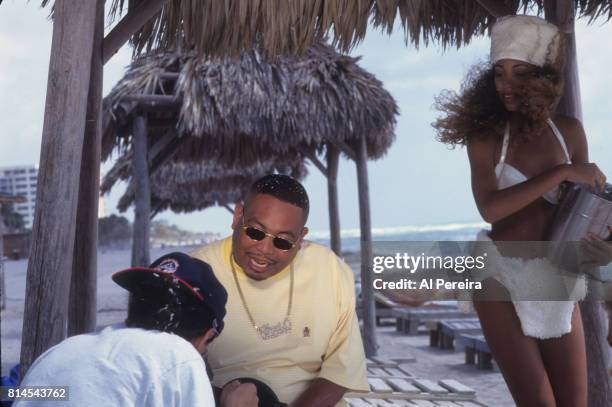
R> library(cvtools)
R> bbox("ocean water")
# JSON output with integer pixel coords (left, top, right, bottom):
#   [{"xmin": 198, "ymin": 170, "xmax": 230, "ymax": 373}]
[{"xmin": 309, "ymin": 221, "xmax": 487, "ymax": 253}]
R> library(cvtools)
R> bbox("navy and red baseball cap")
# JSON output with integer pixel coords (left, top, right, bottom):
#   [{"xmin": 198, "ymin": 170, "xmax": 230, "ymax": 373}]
[{"xmin": 112, "ymin": 252, "xmax": 228, "ymax": 334}]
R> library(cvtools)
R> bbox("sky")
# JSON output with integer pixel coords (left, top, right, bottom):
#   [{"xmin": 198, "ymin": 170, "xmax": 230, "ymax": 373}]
[{"xmin": 1, "ymin": 2, "xmax": 611, "ymax": 236}]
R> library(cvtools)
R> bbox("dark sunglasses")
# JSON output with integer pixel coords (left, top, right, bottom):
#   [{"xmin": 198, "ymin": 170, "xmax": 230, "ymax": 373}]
[{"xmin": 241, "ymin": 225, "xmax": 296, "ymax": 251}]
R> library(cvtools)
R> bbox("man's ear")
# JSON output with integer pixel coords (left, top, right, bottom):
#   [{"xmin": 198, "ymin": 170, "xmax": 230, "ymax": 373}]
[
  {"xmin": 192, "ymin": 328, "xmax": 217, "ymax": 355},
  {"xmin": 297, "ymin": 227, "xmax": 309, "ymax": 249},
  {"xmin": 231, "ymin": 202, "xmax": 244, "ymax": 230}
]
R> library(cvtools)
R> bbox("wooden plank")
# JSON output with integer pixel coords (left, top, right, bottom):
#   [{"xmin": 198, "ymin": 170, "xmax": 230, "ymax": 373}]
[
  {"xmin": 383, "ymin": 401, "xmax": 412, "ymax": 407},
  {"xmin": 20, "ymin": 0, "xmax": 99, "ymax": 376},
  {"xmin": 368, "ymin": 378, "xmax": 394, "ymax": 393},
  {"xmin": 384, "ymin": 367, "xmax": 413, "ymax": 377},
  {"xmin": 102, "ymin": 0, "xmax": 164, "ymax": 64},
  {"xmin": 346, "ymin": 398, "xmax": 373, "ymax": 407},
  {"xmin": 397, "ymin": 364, "xmax": 416, "ymax": 376},
  {"xmin": 438, "ymin": 380, "xmax": 475, "ymax": 395},
  {"xmin": 131, "ymin": 115, "xmax": 151, "ymax": 267},
  {"xmin": 368, "ymin": 367, "xmax": 389, "ymax": 377},
  {"xmin": 412, "ymin": 379, "xmax": 449, "ymax": 394},
  {"xmin": 370, "ymin": 400, "xmax": 399, "ymax": 407},
  {"xmin": 345, "ymin": 392, "xmax": 476, "ymax": 403},
  {"xmin": 68, "ymin": 0, "xmax": 104, "ymax": 338},
  {"xmin": 370, "ymin": 356, "xmax": 398, "ymax": 366},
  {"xmin": 387, "ymin": 378, "xmax": 421, "ymax": 394},
  {"xmin": 407, "ymin": 400, "xmax": 436, "ymax": 406}
]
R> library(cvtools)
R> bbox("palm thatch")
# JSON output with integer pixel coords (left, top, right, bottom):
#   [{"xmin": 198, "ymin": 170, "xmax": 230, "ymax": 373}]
[
  {"xmin": 106, "ymin": 156, "xmax": 307, "ymax": 214},
  {"xmin": 44, "ymin": 1, "xmax": 612, "ymax": 57},
  {"xmin": 103, "ymin": 42, "xmax": 398, "ymax": 164}
]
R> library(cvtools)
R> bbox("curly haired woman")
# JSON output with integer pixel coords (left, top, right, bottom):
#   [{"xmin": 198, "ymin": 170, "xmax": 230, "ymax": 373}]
[{"xmin": 434, "ymin": 15, "xmax": 606, "ymax": 407}]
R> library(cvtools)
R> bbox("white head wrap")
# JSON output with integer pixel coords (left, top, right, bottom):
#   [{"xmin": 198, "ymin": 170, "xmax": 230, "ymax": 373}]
[{"xmin": 490, "ymin": 15, "xmax": 561, "ymax": 67}]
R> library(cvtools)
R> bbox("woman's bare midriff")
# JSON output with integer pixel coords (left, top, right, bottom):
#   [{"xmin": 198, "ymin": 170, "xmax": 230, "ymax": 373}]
[{"xmin": 489, "ymin": 198, "xmax": 557, "ymax": 258}]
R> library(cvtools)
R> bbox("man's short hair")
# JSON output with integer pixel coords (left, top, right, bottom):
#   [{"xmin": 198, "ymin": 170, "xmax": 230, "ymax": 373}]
[{"xmin": 249, "ymin": 174, "xmax": 309, "ymax": 221}]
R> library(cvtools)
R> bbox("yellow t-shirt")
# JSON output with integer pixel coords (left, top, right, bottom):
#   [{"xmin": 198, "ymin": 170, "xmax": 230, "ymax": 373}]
[{"xmin": 191, "ymin": 237, "xmax": 369, "ymax": 405}]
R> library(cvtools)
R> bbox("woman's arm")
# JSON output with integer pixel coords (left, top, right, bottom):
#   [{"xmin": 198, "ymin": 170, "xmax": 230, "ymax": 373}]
[
  {"xmin": 467, "ymin": 121, "xmax": 605, "ymax": 224},
  {"xmin": 467, "ymin": 136, "xmax": 566, "ymax": 223}
]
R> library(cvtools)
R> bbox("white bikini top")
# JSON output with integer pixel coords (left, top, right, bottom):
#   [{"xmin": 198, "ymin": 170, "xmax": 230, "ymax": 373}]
[{"xmin": 495, "ymin": 118, "xmax": 571, "ymax": 204}]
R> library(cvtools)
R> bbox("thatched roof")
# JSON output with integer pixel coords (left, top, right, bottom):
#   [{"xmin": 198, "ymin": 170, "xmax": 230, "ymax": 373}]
[
  {"xmin": 44, "ymin": 1, "xmax": 612, "ymax": 57},
  {"xmin": 109, "ymin": 159, "xmax": 307, "ymax": 212},
  {"xmin": 102, "ymin": 153, "xmax": 308, "ymax": 214},
  {"xmin": 102, "ymin": 42, "xmax": 397, "ymax": 165}
]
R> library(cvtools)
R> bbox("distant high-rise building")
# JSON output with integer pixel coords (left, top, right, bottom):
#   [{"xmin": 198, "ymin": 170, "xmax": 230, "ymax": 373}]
[{"xmin": 0, "ymin": 165, "xmax": 39, "ymax": 229}]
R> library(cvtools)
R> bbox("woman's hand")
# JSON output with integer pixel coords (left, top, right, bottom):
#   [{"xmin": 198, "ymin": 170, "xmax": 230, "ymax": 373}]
[
  {"xmin": 562, "ymin": 163, "xmax": 607, "ymax": 190},
  {"xmin": 580, "ymin": 226, "xmax": 612, "ymax": 269}
]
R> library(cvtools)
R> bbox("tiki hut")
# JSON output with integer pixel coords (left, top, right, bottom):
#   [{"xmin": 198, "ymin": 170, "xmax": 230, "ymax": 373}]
[
  {"xmin": 26, "ymin": 0, "xmax": 612, "ymax": 381},
  {"xmin": 102, "ymin": 43, "xmax": 396, "ymax": 164},
  {"xmin": 100, "ymin": 43, "xmax": 397, "ymax": 348}
]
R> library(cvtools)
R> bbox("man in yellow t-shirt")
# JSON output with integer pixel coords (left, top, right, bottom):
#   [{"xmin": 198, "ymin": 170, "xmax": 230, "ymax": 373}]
[{"xmin": 191, "ymin": 174, "xmax": 369, "ymax": 406}]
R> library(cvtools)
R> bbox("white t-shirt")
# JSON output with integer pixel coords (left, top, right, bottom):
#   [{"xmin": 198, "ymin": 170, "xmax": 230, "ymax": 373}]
[{"xmin": 14, "ymin": 324, "xmax": 215, "ymax": 406}]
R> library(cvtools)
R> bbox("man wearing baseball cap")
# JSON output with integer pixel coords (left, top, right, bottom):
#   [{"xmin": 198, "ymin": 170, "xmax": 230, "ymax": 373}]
[{"xmin": 15, "ymin": 253, "xmax": 257, "ymax": 407}]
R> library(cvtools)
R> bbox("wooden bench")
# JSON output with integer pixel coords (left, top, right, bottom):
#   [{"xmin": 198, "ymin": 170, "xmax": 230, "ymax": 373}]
[
  {"xmin": 393, "ymin": 308, "xmax": 469, "ymax": 335},
  {"xmin": 457, "ymin": 334, "xmax": 496, "ymax": 370},
  {"xmin": 428, "ymin": 318, "xmax": 481, "ymax": 350},
  {"xmin": 356, "ymin": 293, "xmax": 406, "ymax": 326},
  {"xmin": 367, "ymin": 357, "xmax": 416, "ymax": 377},
  {"xmin": 344, "ymin": 376, "xmax": 484, "ymax": 406}
]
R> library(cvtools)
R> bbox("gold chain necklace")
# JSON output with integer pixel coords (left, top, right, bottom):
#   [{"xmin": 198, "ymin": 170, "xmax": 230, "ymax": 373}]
[{"xmin": 230, "ymin": 254, "xmax": 293, "ymax": 340}]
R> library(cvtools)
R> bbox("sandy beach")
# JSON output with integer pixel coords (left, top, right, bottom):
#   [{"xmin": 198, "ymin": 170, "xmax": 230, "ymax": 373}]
[{"xmin": 1, "ymin": 246, "xmax": 514, "ymax": 406}]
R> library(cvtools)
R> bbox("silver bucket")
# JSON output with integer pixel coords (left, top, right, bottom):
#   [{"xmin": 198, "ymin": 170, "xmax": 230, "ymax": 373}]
[{"xmin": 548, "ymin": 182, "xmax": 612, "ymax": 275}]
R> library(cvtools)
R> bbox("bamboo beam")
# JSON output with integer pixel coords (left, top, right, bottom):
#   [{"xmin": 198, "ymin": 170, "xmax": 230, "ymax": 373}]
[
  {"xmin": 121, "ymin": 94, "xmax": 182, "ymax": 110},
  {"xmin": 355, "ymin": 136, "xmax": 377, "ymax": 357},
  {"xmin": 20, "ymin": 0, "xmax": 98, "ymax": 376},
  {"xmin": 301, "ymin": 148, "xmax": 328, "ymax": 178},
  {"xmin": 222, "ymin": 204, "xmax": 234, "ymax": 214},
  {"xmin": 131, "ymin": 114, "xmax": 151, "ymax": 267},
  {"xmin": 148, "ymin": 130, "xmax": 178, "ymax": 167},
  {"xmin": 326, "ymin": 145, "xmax": 341, "ymax": 255},
  {"xmin": 475, "ymin": 0, "xmax": 519, "ymax": 18},
  {"xmin": 102, "ymin": 0, "xmax": 164, "ymax": 65},
  {"xmin": 68, "ymin": 0, "xmax": 104, "ymax": 337},
  {"xmin": 149, "ymin": 134, "xmax": 184, "ymax": 175}
]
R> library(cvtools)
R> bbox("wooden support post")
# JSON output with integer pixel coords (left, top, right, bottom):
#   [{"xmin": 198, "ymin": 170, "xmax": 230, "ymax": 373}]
[
  {"xmin": 355, "ymin": 136, "xmax": 377, "ymax": 357},
  {"xmin": 328, "ymin": 138, "xmax": 357, "ymax": 161},
  {"xmin": 68, "ymin": 0, "xmax": 104, "ymax": 338},
  {"xmin": 131, "ymin": 115, "xmax": 151, "ymax": 267},
  {"xmin": 20, "ymin": 0, "xmax": 98, "ymax": 376},
  {"xmin": 326, "ymin": 145, "xmax": 341, "ymax": 255},
  {"xmin": 545, "ymin": 2, "xmax": 610, "ymax": 405},
  {"xmin": 102, "ymin": 0, "xmax": 164, "ymax": 65},
  {"xmin": 544, "ymin": 0, "xmax": 582, "ymax": 121}
]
